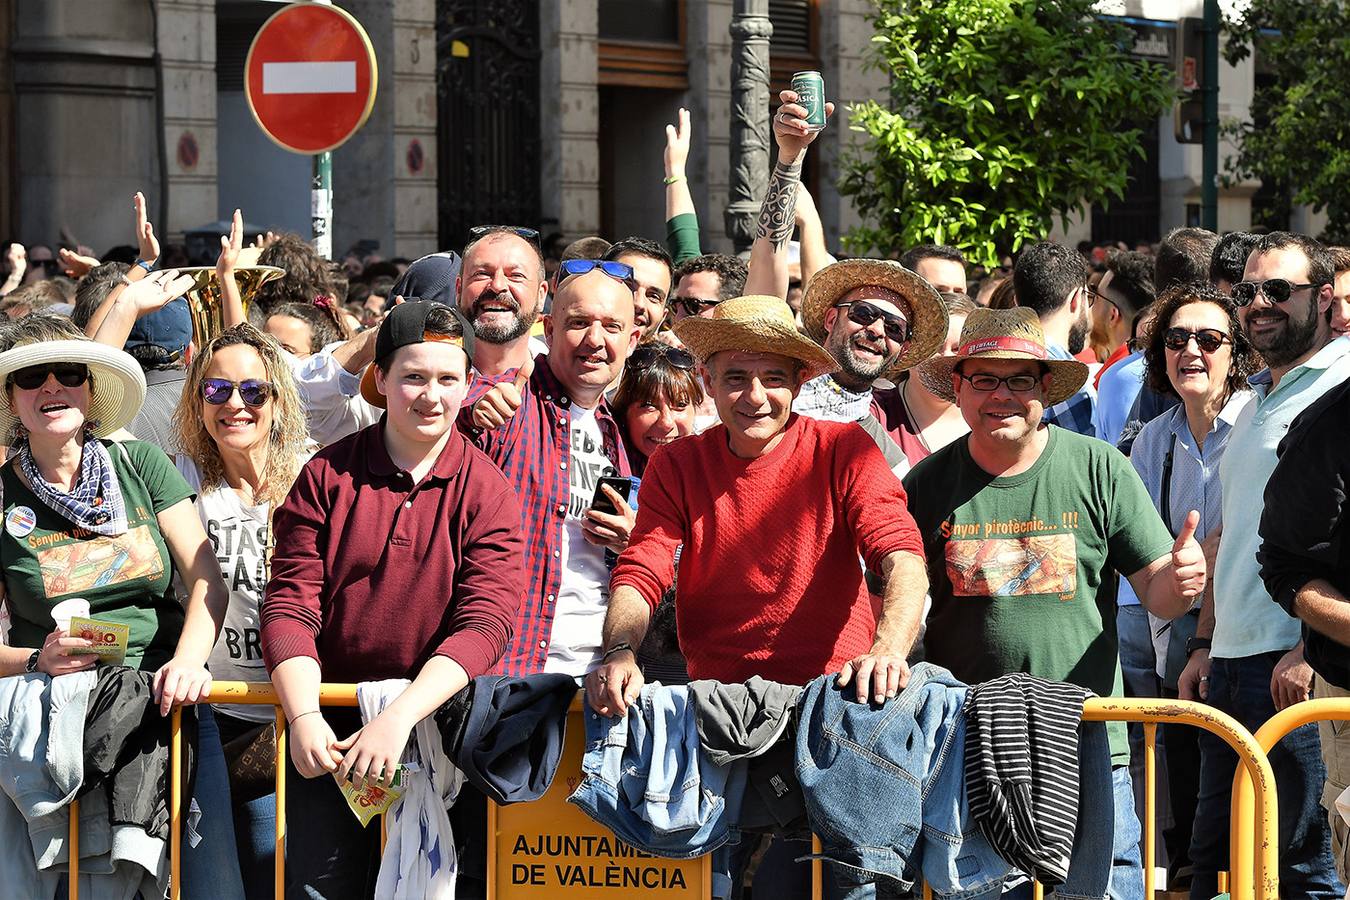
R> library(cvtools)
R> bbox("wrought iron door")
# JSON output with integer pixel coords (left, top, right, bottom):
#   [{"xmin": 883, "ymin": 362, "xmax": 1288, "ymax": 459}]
[{"xmin": 436, "ymin": 0, "xmax": 542, "ymax": 249}]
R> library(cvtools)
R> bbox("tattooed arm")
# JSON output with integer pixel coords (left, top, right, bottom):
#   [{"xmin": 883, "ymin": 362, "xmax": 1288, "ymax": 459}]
[{"xmin": 744, "ymin": 88, "xmax": 834, "ymax": 299}]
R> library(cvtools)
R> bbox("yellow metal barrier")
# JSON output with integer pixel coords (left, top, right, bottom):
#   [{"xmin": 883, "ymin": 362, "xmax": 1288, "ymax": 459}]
[
  {"xmin": 57, "ymin": 687, "xmax": 1276, "ymax": 899},
  {"xmin": 1232, "ymin": 696, "xmax": 1350, "ymax": 900}
]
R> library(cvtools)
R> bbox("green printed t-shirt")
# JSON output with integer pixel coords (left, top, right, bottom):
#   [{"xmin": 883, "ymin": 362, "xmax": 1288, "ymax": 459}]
[
  {"xmin": 903, "ymin": 427, "xmax": 1173, "ymax": 765},
  {"xmin": 1, "ymin": 440, "xmax": 195, "ymax": 671}
]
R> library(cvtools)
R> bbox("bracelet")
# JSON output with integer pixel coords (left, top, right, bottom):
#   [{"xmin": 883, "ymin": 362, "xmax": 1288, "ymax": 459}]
[
  {"xmin": 289, "ymin": 710, "xmax": 322, "ymax": 725},
  {"xmin": 602, "ymin": 641, "xmax": 635, "ymax": 661},
  {"xmin": 663, "ymin": 175, "xmax": 685, "ymax": 185},
  {"xmin": 134, "ymin": 258, "xmax": 155, "ymax": 273}
]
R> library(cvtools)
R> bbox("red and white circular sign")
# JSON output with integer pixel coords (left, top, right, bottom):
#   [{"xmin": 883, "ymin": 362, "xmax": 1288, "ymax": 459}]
[{"xmin": 245, "ymin": 3, "xmax": 378, "ymax": 155}]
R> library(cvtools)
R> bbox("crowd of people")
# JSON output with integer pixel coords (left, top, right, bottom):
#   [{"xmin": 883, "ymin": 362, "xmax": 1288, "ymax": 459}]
[{"xmin": 0, "ymin": 82, "xmax": 1348, "ymax": 900}]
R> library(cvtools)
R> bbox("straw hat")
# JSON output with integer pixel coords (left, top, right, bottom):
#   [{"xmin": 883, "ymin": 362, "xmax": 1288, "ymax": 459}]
[
  {"xmin": 0, "ymin": 339, "xmax": 147, "ymax": 438},
  {"xmin": 673, "ymin": 295, "xmax": 838, "ymax": 380},
  {"xmin": 915, "ymin": 307, "xmax": 1088, "ymax": 405},
  {"xmin": 800, "ymin": 259, "xmax": 949, "ymax": 375}
]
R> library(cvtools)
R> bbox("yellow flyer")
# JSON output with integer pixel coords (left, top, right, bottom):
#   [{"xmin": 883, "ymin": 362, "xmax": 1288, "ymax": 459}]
[
  {"xmin": 68, "ymin": 616, "xmax": 129, "ymax": 664},
  {"xmin": 338, "ymin": 767, "xmax": 404, "ymax": 827}
]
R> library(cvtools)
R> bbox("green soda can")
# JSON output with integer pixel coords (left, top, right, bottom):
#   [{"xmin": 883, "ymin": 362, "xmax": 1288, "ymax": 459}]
[{"xmin": 791, "ymin": 70, "xmax": 827, "ymax": 132}]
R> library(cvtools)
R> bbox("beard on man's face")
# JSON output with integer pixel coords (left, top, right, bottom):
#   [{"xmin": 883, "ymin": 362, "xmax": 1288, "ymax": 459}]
[
  {"xmin": 1247, "ymin": 295, "xmax": 1322, "ymax": 369},
  {"xmin": 1067, "ymin": 313, "xmax": 1090, "ymax": 356},
  {"xmin": 470, "ymin": 288, "xmax": 538, "ymax": 344}
]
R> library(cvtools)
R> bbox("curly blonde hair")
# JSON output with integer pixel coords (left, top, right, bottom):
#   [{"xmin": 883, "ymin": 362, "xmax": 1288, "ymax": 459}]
[{"xmin": 173, "ymin": 324, "xmax": 308, "ymax": 506}]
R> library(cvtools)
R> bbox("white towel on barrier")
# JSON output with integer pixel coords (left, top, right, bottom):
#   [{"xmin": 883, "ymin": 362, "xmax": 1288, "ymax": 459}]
[{"xmin": 357, "ymin": 679, "xmax": 465, "ymax": 900}]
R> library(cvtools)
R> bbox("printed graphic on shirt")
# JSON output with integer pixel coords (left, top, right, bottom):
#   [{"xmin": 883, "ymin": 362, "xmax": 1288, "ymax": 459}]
[
  {"xmin": 944, "ymin": 532, "xmax": 1078, "ymax": 601},
  {"xmin": 36, "ymin": 524, "xmax": 165, "ymax": 596},
  {"xmin": 566, "ymin": 421, "xmax": 616, "ymax": 520},
  {"xmin": 207, "ymin": 518, "xmax": 270, "ymax": 595}
]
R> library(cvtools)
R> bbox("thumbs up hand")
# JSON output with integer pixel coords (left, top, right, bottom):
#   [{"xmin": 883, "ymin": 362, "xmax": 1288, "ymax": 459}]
[
  {"xmin": 1171, "ymin": 509, "xmax": 1207, "ymax": 599},
  {"xmin": 470, "ymin": 354, "xmax": 534, "ymax": 430}
]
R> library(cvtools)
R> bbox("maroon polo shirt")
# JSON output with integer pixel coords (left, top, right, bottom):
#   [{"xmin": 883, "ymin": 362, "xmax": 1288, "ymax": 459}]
[{"xmin": 261, "ymin": 419, "xmax": 526, "ymax": 684}]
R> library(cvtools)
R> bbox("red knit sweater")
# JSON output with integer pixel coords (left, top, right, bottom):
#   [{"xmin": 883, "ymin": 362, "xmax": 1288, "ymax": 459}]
[{"xmin": 611, "ymin": 414, "xmax": 924, "ymax": 685}]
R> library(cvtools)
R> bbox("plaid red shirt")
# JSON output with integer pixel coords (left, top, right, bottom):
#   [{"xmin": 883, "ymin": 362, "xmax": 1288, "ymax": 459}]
[{"xmin": 462, "ymin": 357, "xmax": 632, "ymax": 676}]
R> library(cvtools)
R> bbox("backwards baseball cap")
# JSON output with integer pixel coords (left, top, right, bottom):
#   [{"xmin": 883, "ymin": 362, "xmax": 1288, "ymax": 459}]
[
  {"xmin": 125, "ymin": 297, "xmax": 193, "ymax": 358},
  {"xmin": 359, "ymin": 300, "xmax": 476, "ymax": 408}
]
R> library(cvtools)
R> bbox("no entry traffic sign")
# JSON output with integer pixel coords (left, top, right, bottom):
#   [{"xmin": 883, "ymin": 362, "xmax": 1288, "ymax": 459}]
[{"xmin": 245, "ymin": 3, "xmax": 378, "ymax": 155}]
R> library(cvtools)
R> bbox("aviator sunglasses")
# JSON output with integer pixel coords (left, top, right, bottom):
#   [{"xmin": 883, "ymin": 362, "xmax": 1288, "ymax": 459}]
[
  {"xmin": 1164, "ymin": 328, "xmax": 1232, "ymax": 353},
  {"xmin": 9, "ymin": 363, "xmax": 89, "ymax": 391},
  {"xmin": 834, "ymin": 300, "xmax": 911, "ymax": 344},
  {"xmin": 1231, "ymin": 278, "xmax": 1318, "ymax": 308},
  {"xmin": 629, "ymin": 344, "xmax": 696, "ymax": 371},
  {"xmin": 201, "ymin": 378, "xmax": 275, "ymax": 408}
]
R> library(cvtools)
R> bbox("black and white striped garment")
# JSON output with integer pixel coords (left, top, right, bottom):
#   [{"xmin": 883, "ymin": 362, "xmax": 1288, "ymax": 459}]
[{"xmin": 962, "ymin": 673, "xmax": 1094, "ymax": 887}]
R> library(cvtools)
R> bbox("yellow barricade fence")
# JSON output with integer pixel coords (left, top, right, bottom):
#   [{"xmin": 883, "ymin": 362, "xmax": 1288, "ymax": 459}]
[
  {"xmin": 1232, "ymin": 696, "xmax": 1350, "ymax": 900},
  {"xmin": 55, "ymin": 687, "xmax": 1276, "ymax": 900}
]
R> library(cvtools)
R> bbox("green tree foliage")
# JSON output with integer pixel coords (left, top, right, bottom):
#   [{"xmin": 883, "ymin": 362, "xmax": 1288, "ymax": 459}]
[
  {"xmin": 1223, "ymin": 0, "xmax": 1350, "ymax": 243},
  {"xmin": 839, "ymin": 0, "xmax": 1174, "ymax": 266}
]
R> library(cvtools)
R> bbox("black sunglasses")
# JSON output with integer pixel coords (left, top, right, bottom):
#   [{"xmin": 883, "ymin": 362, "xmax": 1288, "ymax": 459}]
[
  {"xmin": 836, "ymin": 300, "xmax": 911, "ymax": 344},
  {"xmin": 201, "ymin": 378, "xmax": 275, "ymax": 408},
  {"xmin": 1231, "ymin": 278, "xmax": 1318, "ymax": 308},
  {"xmin": 673, "ymin": 295, "xmax": 722, "ymax": 317},
  {"xmin": 557, "ymin": 259, "xmax": 637, "ymax": 291},
  {"xmin": 467, "ymin": 225, "xmax": 540, "ymax": 247},
  {"xmin": 1164, "ymin": 328, "xmax": 1232, "ymax": 353},
  {"xmin": 9, "ymin": 363, "xmax": 89, "ymax": 391},
  {"xmin": 629, "ymin": 344, "xmax": 695, "ymax": 371}
]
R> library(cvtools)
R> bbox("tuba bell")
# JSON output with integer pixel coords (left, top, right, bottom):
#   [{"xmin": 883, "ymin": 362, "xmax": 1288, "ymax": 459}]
[{"xmin": 175, "ymin": 263, "xmax": 285, "ymax": 350}]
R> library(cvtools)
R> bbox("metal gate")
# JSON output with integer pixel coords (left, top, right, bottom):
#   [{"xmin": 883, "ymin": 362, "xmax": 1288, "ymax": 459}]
[{"xmin": 436, "ymin": 0, "xmax": 542, "ymax": 249}]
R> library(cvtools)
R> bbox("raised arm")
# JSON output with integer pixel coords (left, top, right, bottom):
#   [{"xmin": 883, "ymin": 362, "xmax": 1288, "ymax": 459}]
[
  {"xmin": 743, "ymin": 87, "xmax": 834, "ymax": 299},
  {"xmin": 664, "ymin": 107, "xmax": 702, "ymax": 263},
  {"xmin": 217, "ymin": 208, "xmax": 247, "ymax": 328}
]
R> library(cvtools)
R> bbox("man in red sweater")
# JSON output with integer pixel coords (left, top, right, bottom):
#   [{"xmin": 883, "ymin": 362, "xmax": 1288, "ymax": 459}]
[{"xmin": 586, "ymin": 294, "xmax": 930, "ymax": 717}]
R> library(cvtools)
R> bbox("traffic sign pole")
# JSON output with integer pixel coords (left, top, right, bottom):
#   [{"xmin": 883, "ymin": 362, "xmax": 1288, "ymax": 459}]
[{"xmin": 313, "ymin": 151, "xmax": 333, "ymax": 260}]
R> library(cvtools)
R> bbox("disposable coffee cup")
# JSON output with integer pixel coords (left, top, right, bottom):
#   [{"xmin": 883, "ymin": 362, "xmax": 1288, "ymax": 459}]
[{"xmin": 51, "ymin": 598, "xmax": 90, "ymax": 634}]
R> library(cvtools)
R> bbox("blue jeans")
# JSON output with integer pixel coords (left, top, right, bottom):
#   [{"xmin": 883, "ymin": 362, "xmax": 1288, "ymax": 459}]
[
  {"xmin": 1189, "ymin": 653, "xmax": 1344, "ymax": 899},
  {"xmin": 1116, "ymin": 604, "xmax": 1168, "ymax": 872},
  {"xmin": 183, "ymin": 705, "xmax": 247, "ymax": 900}
]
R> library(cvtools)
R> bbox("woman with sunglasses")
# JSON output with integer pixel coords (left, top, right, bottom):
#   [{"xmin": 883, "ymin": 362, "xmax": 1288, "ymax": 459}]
[
  {"xmin": 609, "ymin": 341, "xmax": 705, "ymax": 684},
  {"xmin": 0, "ymin": 313, "xmax": 237, "ymax": 896},
  {"xmin": 171, "ymin": 323, "xmax": 310, "ymax": 900},
  {"xmin": 1124, "ymin": 283, "xmax": 1257, "ymax": 884}
]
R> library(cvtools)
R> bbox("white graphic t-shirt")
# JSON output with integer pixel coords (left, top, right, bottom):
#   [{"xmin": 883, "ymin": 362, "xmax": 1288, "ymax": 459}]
[
  {"xmin": 544, "ymin": 404, "xmax": 614, "ymax": 676},
  {"xmin": 176, "ymin": 455, "xmax": 274, "ymax": 723}
]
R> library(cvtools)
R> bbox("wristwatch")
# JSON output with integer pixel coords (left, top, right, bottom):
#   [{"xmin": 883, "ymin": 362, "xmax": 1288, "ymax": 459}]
[
  {"xmin": 1185, "ymin": 636, "xmax": 1212, "ymax": 658},
  {"xmin": 24, "ymin": 650, "xmax": 40, "ymax": 674}
]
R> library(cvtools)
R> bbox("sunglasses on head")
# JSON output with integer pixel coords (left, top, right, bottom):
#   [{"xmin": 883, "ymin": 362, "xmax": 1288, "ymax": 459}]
[
  {"xmin": 1231, "ymin": 278, "xmax": 1318, "ymax": 307},
  {"xmin": 201, "ymin": 378, "xmax": 275, "ymax": 408},
  {"xmin": 467, "ymin": 225, "xmax": 541, "ymax": 246},
  {"xmin": 836, "ymin": 300, "xmax": 911, "ymax": 344},
  {"xmin": 556, "ymin": 259, "xmax": 637, "ymax": 291},
  {"xmin": 9, "ymin": 363, "xmax": 89, "ymax": 391},
  {"xmin": 673, "ymin": 295, "xmax": 721, "ymax": 317},
  {"xmin": 1164, "ymin": 328, "xmax": 1232, "ymax": 353},
  {"xmin": 629, "ymin": 344, "xmax": 696, "ymax": 371}
]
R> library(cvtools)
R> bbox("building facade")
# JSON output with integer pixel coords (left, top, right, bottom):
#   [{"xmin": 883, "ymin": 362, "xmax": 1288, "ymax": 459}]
[{"xmin": 0, "ymin": 0, "xmax": 1320, "ymax": 260}]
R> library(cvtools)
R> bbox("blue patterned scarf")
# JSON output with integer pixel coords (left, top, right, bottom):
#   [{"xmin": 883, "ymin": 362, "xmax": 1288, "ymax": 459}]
[{"xmin": 18, "ymin": 438, "xmax": 129, "ymax": 536}]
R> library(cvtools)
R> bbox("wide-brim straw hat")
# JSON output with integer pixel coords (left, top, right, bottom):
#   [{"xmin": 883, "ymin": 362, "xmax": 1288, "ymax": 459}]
[
  {"xmin": 674, "ymin": 295, "xmax": 838, "ymax": 380},
  {"xmin": 915, "ymin": 307, "xmax": 1089, "ymax": 405},
  {"xmin": 0, "ymin": 339, "xmax": 147, "ymax": 439},
  {"xmin": 800, "ymin": 259, "xmax": 949, "ymax": 375}
]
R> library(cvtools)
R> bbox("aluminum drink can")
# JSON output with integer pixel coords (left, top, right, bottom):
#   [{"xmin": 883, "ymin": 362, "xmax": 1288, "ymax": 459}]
[{"xmin": 791, "ymin": 71, "xmax": 827, "ymax": 132}]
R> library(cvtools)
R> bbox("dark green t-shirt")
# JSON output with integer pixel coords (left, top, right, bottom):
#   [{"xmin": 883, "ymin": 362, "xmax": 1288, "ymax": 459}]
[
  {"xmin": 903, "ymin": 427, "xmax": 1173, "ymax": 765},
  {"xmin": 1, "ymin": 439, "xmax": 195, "ymax": 671}
]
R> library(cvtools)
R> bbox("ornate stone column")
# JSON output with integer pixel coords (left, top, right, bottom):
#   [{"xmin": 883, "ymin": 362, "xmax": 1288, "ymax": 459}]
[{"xmin": 723, "ymin": 0, "xmax": 771, "ymax": 254}]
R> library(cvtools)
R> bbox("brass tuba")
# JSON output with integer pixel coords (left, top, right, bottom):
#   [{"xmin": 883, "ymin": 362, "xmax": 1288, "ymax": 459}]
[{"xmin": 174, "ymin": 261, "xmax": 285, "ymax": 350}]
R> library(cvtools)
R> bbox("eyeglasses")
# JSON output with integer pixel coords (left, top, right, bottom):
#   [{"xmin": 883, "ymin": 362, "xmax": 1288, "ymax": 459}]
[
  {"xmin": 201, "ymin": 378, "xmax": 275, "ymax": 407},
  {"xmin": 957, "ymin": 371, "xmax": 1043, "ymax": 393},
  {"xmin": 1231, "ymin": 279, "xmax": 1318, "ymax": 307},
  {"xmin": 673, "ymin": 295, "xmax": 722, "ymax": 317},
  {"xmin": 1164, "ymin": 327, "xmax": 1232, "ymax": 353},
  {"xmin": 629, "ymin": 344, "xmax": 696, "ymax": 371},
  {"xmin": 1085, "ymin": 286, "xmax": 1121, "ymax": 313},
  {"xmin": 556, "ymin": 259, "xmax": 637, "ymax": 291},
  {"xmin": 835, "ymin": 300, "xmax": 910, "ymax": 344},
  {"xmin": 467, "ymin": 225, "xmax": 541, "ymax": 246},
  {"xmin": 9, "ymin": 363, "xmax": 89, "ymax": 391}
]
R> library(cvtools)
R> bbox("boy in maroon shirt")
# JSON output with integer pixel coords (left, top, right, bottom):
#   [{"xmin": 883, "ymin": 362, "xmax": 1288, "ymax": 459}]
[{"xmin": 262, "ymin": 301, "xmax": 525, "ymax": 899}]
